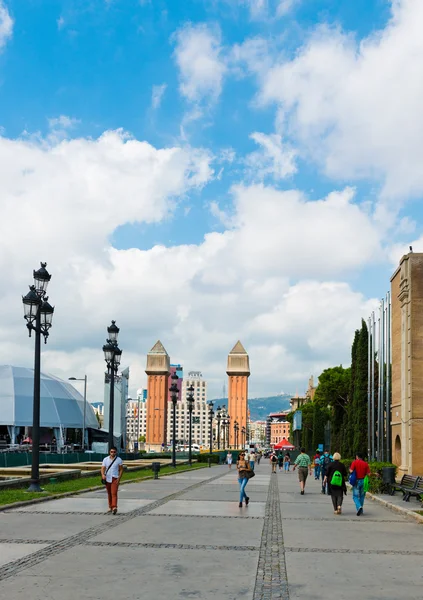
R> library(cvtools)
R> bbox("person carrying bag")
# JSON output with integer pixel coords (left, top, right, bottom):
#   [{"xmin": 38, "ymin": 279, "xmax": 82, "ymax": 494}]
[{"xmin": 237, "ymin": 451, "xmax": 253, "ymax": 507}]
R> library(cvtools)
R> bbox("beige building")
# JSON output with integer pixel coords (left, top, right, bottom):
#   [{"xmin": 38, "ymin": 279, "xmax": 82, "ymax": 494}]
[
  {"xmin": 269, "ymin": 413, "xmax": 291, "ymax": 446},
  {"xmin": 126, "ymin": 391, "xmax": 147, "ymax": 451},
  {"xmin": 391, "ymin": 252, "xmax": 423, "ymax": 476},
  {"xmin": 167, "ymin": 372, "xmax": 211, "ymax": 447},
  {"xmin": 249, "ymin": 420, "xmax": 266, "ymax": 445}
]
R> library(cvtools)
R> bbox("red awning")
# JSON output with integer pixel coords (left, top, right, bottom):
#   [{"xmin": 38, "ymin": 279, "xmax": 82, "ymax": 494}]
[{"xmin": 274, "ymin": 438, "xmax": 295, "ymax": 450}]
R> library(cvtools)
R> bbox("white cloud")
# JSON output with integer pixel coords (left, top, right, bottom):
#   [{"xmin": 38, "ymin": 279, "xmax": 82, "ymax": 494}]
[
  {"xmin": 173, "ymin": 23, "xmax": 227, "ymax": 105},
  {"xmin": 0, "ymin": 124, "xmax": 382, "ymax": 398},
  {"xmin": 48, "ymin": 115, "xmax": 80, "ymax": 130},
  {"xmin": 258, "ymin": 0, "xmax": 423, "ymax": 200},
  {"xmin": 0, "ymin": 1, "xmax": 13, "ymax": 50},
  {"xmin": 245, "ymin": 132, "xmax": 297, "ymax": 180},
  {"xmin": 151, "ymin": 83, "xmax": 167, "ymax": 109},
  {"xmin": 228, "ymin": 0, "xmax": 299, "ymax": 21},
  {"xmin": 57, "ymin": 16, "xmax": 65, "ymax": 30}
]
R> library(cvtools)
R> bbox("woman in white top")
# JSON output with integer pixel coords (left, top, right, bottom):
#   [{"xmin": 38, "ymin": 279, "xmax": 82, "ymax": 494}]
[{"xmin": 226, "ymin": 451, "xmax": 233, "ymax": 469}]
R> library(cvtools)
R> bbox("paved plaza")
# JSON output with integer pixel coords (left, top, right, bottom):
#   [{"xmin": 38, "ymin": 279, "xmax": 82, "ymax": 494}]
[{"xmin": 0, "ymin": 463, "xmax": 422, "ymax": 599}]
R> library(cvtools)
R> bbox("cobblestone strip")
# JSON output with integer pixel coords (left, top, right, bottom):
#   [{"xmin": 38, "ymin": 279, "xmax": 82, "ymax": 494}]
[
  {"xmin": 0, "ymin": 471, "xmax": 226, "ymax": 582},
  {"xmin": 285, "ymin": 547, "xmax": 423, "ymax": 556},
  {"xmin": 253, "ymin": 474, "xmax": 289, "ymax": 600},
  {"xmin": 87, "ymin": 541, "xmax": 260, "ymax": 551}
]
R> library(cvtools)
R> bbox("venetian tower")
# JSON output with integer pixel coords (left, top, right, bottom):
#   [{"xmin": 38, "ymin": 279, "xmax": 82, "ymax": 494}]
[
  {"xmin": 227, "ymin": 341, "xmax": 250, "ymax": 447},
  {"xmin": 145, "ymin": 341, "xmax": 170, "ymax": 452}
]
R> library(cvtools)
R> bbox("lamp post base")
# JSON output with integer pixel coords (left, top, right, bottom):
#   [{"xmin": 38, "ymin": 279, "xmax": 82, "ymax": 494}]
[{"xmin": 27, "ymin": 480, "xmax": 43, "ymax": 492}]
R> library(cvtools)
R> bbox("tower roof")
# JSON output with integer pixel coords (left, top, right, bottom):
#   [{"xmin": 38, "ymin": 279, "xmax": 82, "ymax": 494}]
[
  {"xmin": 146, "ymin": 340, "xmax": 170, "ymax": 375},
  {"xmin": 149, "ymin": 340, "xmax": 168, "ymax": 355},
  {"xmin": 227, "ymin": 341, "xmax": 250, "ymax": 376},
  {"xmin": 229, "ymin": 340, "xmax": 248, "ymax": 355}
]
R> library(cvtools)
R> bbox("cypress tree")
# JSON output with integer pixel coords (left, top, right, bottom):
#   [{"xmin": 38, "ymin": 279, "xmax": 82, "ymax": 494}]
[
  {"xmin": 352, "ymin": 320, "xmax": 369, "ymax": 456},
  {"xmin": 345, "ymin": 329, "xmax": 359, "ymax": 456}
]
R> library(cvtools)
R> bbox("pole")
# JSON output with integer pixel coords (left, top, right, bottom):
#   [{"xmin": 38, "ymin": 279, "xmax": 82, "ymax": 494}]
[
  {"xmin": 28, "ymin": 310, "xmax": 42, "ymax": 492},
  {"xmin": 381, "ymin": 298, "xmax": 385, "ymax": 462},
  {"xmin": 82, "ymin": 374, "xmax": 87, "ymax": 451},
  {"xmin": 377, "ymin": 307, "xmax": 382, "ymax": 460},
  {"xmin": 217, "ymin": 418, "xmax": 220, "ymax": 450},
  {"xmin": 108, "ymin": 359, "xmax": 115, "ymax": 452},
  {"xmin": 172, "ymin": 397, "xmax": 176, "ymax": 467},
  {"xmin": 209, "ymin": 408, "xmax": 213, "ymax": 455},
  {"xmin": 386, "ymin": 292, "xmax": 391, "ymax": 462},
  {"xmin": 367, "ymin": 316, "xmax": 371, "ymax": 460},
  {"xmin": 188, "ymin": 406, "xmax": 192, "ymax": 466},
  {"xmin": 371, "ymin": 311, "xmax": 376, "ymax": 461},
  {"xmin": 137, "ymin": 396, "xmax": 141, "ymax": 451}
]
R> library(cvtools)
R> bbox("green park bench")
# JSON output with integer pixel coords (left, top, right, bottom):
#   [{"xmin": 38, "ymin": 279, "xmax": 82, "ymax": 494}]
[{"xmin": 393, "ymin": 474, "xmax": 422, "ymax": 502}]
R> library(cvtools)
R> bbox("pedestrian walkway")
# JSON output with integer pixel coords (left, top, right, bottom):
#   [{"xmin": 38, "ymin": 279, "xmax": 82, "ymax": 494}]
[{"xmin": 0, "ymin": 463, "xmax": 422, "ymax": 599}]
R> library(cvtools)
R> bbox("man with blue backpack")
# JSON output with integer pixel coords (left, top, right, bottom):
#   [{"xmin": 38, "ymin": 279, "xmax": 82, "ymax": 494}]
[{"xmin": 320, "ymin": 450, "xmax": 333, "ymax": 494}]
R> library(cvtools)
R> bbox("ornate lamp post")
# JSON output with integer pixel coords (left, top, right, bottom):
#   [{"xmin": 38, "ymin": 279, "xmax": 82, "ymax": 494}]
[
  {"xmin": 226, "ymin": 414, "xmax": 231, "ymax": 449},
  {"xmin": 241, "ymin": 425, "xmax": 246, "ymax": 448},
  {"xmin": 216, "ymin": 406, "xmax": 222, "ymax": 450},
  {"xmin": 169, "ymin": 371, "xmax": 179, "ymax": 467},
  {"xmin": 187, "ymin": 384, "xmax": 194, "ymax": 466},
  {"xmin": 22, "ymin": 263, "xmax": 55, "ymax": 492},
  {"xmin": 69, "ymin": 375, "xmax": 88, "ymax": 450},
  {"xmin": 208, "ymin": 401, "xmax": 214, "ymax": 454},
  {"xmin": 103, "ymin": 321, "xmax": 122, "ymax": 452}
]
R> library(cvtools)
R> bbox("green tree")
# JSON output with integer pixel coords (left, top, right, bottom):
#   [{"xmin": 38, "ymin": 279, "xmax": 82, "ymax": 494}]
[
  {"xmin": 352, "ymin": 320, "xmax": 369, "ymax": 456},
  {"xmin": 311, "ymin": 402, "xmax": 330, "ymax": 452},
  {"xmin": 314, "ymin": 366, "xmax": 351, "ymax": 452},
  {"xmin": 345, "ymin": 329, "xmax": 360, "ymax": 456}
]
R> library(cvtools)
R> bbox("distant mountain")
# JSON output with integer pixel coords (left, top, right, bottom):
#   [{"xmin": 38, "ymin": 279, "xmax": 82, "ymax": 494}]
[{"xmin": 210, "ymin": 394, "xmax": 292, "ymax": 421}]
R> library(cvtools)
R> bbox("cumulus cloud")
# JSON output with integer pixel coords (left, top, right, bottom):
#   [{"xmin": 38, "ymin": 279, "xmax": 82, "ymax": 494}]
[
  {"xmin": 173, "ymin": 23, "xmax": 227, "ymax": 105},
  {"xmin": 0, "ymin": 124, "xmax": 381, "ymax": 398},
  {"xmin": 0, "ymin": 1, "xmax": 13, "ymax": 50},
  {"xmin": 227, "ymin": 0, "xmax": 299, "ymax": 21},
  {"xmin": 257, "ymin": 0, "xmax": 423, "ymax": 200}
]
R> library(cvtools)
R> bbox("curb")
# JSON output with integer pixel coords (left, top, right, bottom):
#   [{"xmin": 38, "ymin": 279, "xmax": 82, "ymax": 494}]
[
  {"xmin": 0, "ymin": 464, "xmax": 209, "ymax": 513},
  {"xmin": 366, "ymin": 492, "xmax": 423, "ymax": 524}
]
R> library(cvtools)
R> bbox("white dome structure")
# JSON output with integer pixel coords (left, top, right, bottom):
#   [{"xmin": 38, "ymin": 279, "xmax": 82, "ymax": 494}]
[{"xmin": 0, "ymin": 365, "xmax": 99, "ymax": 430}]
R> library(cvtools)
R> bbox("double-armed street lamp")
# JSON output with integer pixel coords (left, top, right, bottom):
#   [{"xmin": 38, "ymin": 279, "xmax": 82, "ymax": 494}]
[
  {"xmin": 187, "ymin": 384, "xmax": 195, "ymax": 466},
  {"xmin": 226, "ymin": 414, "xmax": 231, "ymax": 449},
  {"xmin": 216, "ymin": 406, "xmax": 222, "ymax": 450},
  {"xmin": 69, "ymin": 375, "xmax": 88, "ymax": 451},
  {"xmin": 22, "ymin": 262, "xmax": 55, "ymax": 492},
  {"xmin": 102, "ymin": 321, "xmax": 122, "ymax": 452},
  {"xmin": 169, "ymin": 371, "xmax": 179, "ymax": 467},
  {"xmin": 208, "ymin": 401, "xmax": 214, "ymax": 454}
]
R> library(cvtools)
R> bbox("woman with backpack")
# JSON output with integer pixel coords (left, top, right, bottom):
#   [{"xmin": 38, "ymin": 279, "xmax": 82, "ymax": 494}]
[
  {"xmin": 270, "ymin": 451, "xmax": 278, "ymax": 473},
  {"xmin": 323, "ymin": 452, "xmax": 347, "ymax": 515}
]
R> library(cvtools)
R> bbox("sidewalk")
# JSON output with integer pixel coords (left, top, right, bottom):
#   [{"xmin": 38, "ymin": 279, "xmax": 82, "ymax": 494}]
[{"xmin": 0, "ymin": 463, "xmax": 422, "ymax": 599}]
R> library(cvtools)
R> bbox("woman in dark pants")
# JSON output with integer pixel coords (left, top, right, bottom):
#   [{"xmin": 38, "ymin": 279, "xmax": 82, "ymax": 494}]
[{"xmin": 324, "ymin": 452, "xmax": 348, "ymax": 515}]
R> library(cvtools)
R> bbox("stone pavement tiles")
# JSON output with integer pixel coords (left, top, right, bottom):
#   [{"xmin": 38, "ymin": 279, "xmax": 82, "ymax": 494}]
[{"xmin": 0, "ymin": 464, "xmax": 423, "ymax": 599}]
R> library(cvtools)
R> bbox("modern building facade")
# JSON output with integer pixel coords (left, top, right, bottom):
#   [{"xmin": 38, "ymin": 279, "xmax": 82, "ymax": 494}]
[
  {"xmin": 103, "ymin": 366, "xmax": 129, "ymax": 450},
  {"xmin": 126, "ymin": 388, "xmax": 147, "ymax": 451},
  {"xmin": 391, "ymin": 252, "xmax": 423, "ymax": 476},
  {"xmin": 167, "ymin": 371, "xmax": 210, "ymax": 447},
  {"xmin": 227, "ymin": 341, "xmax": 250, "ymax": 448}
]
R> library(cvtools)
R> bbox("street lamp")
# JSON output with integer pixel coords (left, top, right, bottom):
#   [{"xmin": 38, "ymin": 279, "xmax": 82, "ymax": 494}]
[
  {"xmin": 68, "ymin": 375, "xmax": 88, "ymax": 451},
  {"xmin": 208, "ymin": 401, "xmax": 214, "ymax": 454},
  {"xmin": 241, "ymin": 425, "xmax": 246, "ymax": 448},
  {"xmin": 169, "ymin": 371, "xmax": 179, "ymax": 467},
  {"xmin": 234, "ymin": 420, "xmax": 239, "ymax": 449},
  {"xmin": 226, "ymin": 414, "xmax": 231, "ymax": 449},
  {"xmin": 22, "ymin": 262, "xmax": 54, "ymax": 492},
  {"xmin": 102, "ymin": 321, "xmax": 122, "ymax": 452},
  {"xmin": 187, "ymin": 384, "xmax": 194, "ymax": 466},
  {"xmin": 216, "ymin": 406, "xmax": 222, "ymax": 450}
]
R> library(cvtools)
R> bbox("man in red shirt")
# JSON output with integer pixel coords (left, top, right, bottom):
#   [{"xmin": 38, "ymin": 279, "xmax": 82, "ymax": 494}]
[{"xmin": 349, "ymin": 452, "xmax": 370, "ymax": 516}]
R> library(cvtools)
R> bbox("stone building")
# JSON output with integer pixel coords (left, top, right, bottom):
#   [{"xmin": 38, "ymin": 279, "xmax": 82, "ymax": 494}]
[
  {"xmin": 391, "ymin": 252, "xmax": 423, "ymax": 476},
  {"xmin": 268, "ymin": 412, "xmax": 291, "ymax": 446}
]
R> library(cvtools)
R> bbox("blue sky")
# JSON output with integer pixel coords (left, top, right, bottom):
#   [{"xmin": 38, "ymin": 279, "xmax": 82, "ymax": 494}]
[{"xmin": 0, "ymin": 0, "xmax": 421, "ymax": 399}]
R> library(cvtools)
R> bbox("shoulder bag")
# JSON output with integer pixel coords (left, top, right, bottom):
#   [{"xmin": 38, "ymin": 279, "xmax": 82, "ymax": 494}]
[
  {"xmin": 349, "ymin": 469, "xmax": 357, "ymax": 487},
  {"xmin": 101, "ymin": 456, "xmax": 117, "ymax": 485}
]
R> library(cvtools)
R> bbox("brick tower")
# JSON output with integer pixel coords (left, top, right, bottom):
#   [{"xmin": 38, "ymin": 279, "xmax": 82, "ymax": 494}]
[
  {"xmin": 227, "ymin": 341, "xmax": 250, "ymax": 448},
  {"xmin": 145, "ymin": 340, "xmax": 170, "ymax": 452}
]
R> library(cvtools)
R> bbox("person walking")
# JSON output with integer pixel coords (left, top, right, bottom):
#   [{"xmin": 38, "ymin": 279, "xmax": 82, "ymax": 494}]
[
  {"xmin": 313, "ymin": 451, "xmax": 321, "ymax": 480},
  {"xmin": 226, "ymin": 451, "xmax": 233, "ymax": 469},
  {"xmin": 283, "ymin": 452, "xmax": 291, "ymax": 472},
  {"xmin": 277, "ymin": 451, "xmax": 284, "ymax": 472},
  {"xmin": 270, "ymin": 451, "xmax": 278, "ymax": 473},
  {"xmin": 257, "ymin": 450, "xmax": 262, "ymax": 465},
  {"xmin": 320, "ymin": 450, "xmax": 333, "ymax": 494},
  {"xmin": 236, "ymin": 451, "xmax": 251, "ymax": 507},
  {"xmin": 249, "ymin": 451, "xmax": 256, "ymax": 471},
  {"xmin": 101, "ymin": 446, "xmax": 123, "ymax": 515},
  {"xmin": 349, "ymin": 452, "xmax": 370, "ymax": 516},
  {"xmin": 293, "ymin": 447, "xmax": 312, "ymax": 494},
  {"xmin": 323, "ymin": 452, "xmax": 347, "ymax": 514}
]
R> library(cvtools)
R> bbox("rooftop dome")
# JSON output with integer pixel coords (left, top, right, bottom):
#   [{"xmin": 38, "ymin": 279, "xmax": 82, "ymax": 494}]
[{"xmin": 0, "ymin": 365, "xmax": 99, "ymax": 429}]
